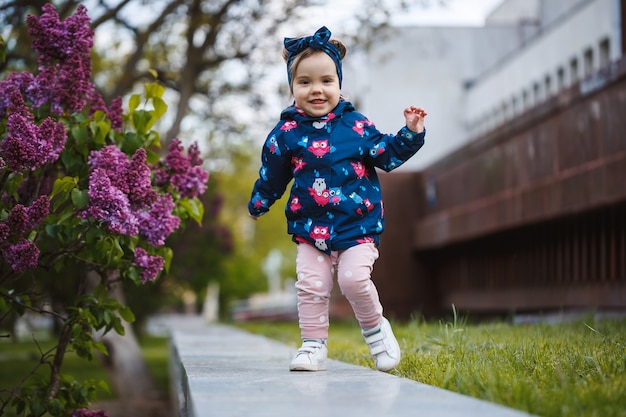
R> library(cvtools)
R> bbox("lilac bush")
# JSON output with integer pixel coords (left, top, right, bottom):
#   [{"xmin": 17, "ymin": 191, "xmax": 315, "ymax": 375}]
[
  {"xmin": 26, "ymin": 3, "xmax": 94, "ymax": 115},
  {"xmin": 1, "ymin": 113, "xmax": 66, "ymax": 171},
  {"xmin": 0, "ymin": 3, "xmax": 209, "ymax": 416},
  {"xmin": 72, "ymin": 409, "xmax": 109, "ymax": 417},
  {"xmin": 155, "ymin": 138, "xmax": 210, "ymax": 198}
]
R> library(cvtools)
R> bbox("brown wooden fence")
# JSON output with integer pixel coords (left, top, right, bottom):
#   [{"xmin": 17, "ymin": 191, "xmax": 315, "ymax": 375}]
[{"xmin": 372, "ymin": 57, "xmax": 626, "ymax": 319}]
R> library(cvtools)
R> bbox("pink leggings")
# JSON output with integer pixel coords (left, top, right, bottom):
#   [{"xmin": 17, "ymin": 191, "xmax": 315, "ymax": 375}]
[{"xmin": 295, "ymin": 242, "xmax": 383, "ymax": 339}]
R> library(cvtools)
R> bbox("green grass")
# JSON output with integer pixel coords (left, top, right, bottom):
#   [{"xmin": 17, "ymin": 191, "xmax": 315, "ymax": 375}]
[
  {"xmin": 236, "ymin": 314, "xmax": 626, "ymax": 417},
  {"xmin": 0, "ymin": 335, "xmax": 170, "ymax": 415}
]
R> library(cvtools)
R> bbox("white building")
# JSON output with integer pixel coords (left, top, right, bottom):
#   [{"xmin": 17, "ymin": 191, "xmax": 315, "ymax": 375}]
[{"xmin": 344, "ymin": 0, "xmax": 623, "ymax": 171}]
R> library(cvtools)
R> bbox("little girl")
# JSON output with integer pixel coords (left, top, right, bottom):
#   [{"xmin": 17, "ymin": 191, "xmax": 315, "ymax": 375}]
[{"xmin": 248, "ymin": 26, "xmax": 427, "ymax": 372}]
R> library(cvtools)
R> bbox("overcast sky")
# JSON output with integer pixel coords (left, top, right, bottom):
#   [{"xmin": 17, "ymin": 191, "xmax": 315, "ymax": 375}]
[
  {"xmin": 392, "ymin": 0, "xmax": 504, "ymax": 26},
  {"xmin": 296, "ymin": 0, "xmax": 505, "ymax": 35}
]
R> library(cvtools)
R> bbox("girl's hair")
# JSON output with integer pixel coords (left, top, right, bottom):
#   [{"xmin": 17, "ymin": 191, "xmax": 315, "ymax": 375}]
[{"xmin": 282, "ymin": 39, "xmax": 347, "ymax": 90}]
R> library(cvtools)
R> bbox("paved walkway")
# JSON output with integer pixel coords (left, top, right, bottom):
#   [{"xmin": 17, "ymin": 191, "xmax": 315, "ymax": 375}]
[{"xmin": 162, "ymin": 315, "xmax": 537, "ymax": 417}]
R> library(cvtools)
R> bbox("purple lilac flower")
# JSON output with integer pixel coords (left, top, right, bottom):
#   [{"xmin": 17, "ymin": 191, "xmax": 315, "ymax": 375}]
[
  {"xmin": 80, "ymin": 169, "xmax": 139, "ymax": 236},
  {"xmin": 38, "ymin": 117, "xmax": 67, "ymax": 162},
  {"xmin": 87, "ymin": 145, "xmax": 132, "ymax": 195},
  {"xmin": 83, "ymin": 146, "xmax": 179, "ymax": 241},
  {"xmin": 1, "ymin": 114, "xmax": 40, "ymax": 171},
  {"xmin": 71, "ymin": 409, "xmax": 109, "ymax": 417},
  {"xmin": 0, "ymin": 224, "xmax": 10, "ymax": 242},
  {"xmin": 87, "ymin": 145, "xmax": 129, "ymax": 178},
  {"xmin": 107, "ymin": 96, "xmax": 124, "ymax": 132},
  {"xmin": 137, "ymin": 195, "xmax": 181, "ymax": 246},
  {"xmin": 126, "ymin": 148, "xmax": 158, "ymax": 208},
  {"xmin": 87, "ymin": 146, "xmax": 157, "ymax": 208},
  {"xmin": 155, "ymin": 139, "xmax": 209, "ymax": 198},
  {"xmin": 1, "ymin": 238, "xmax": 39, "ymax": 273},
  {"xmin": 27, "ymin": 4, "xmax": 93, "ymax": 63},
  {"xmin": 132, "ymin": 247, "xmax": 165, "ymax": 283},
  {"xmin": 0, "ymin": 73, "xmax": 34, "ymax": 118},
  {"xmin": 25, "ymin": 4, "xmax": 94, "ymax": 115},
  {"xmin": 2, "ymin": 196, "xmax": 50, "ymax": 237},
  {"xmin": 26, "ymin": 195, "xmax": 51, "ymax": 228},
  {"xmin": 7, "ymin": 205, "xmax": 29, "ymax": 235},
  {"xmin": 0, "ymin": 113, "xmax": 67, "ymax": 172}
]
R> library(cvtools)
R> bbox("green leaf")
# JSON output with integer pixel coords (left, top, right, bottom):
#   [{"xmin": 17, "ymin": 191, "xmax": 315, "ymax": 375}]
[
  {"xmin": 70, "ymin": 124, "xmax": 89, "ymax": 145},
  {"xmin": 145, "ymin": 82, "xmax": 165, "ymax": 99},
  {"xmin": 180, "ymin": 197, "xmax": 205, "ymax": 225},
  {"xmin": 112, "ymin": 317, "xmax": 125, "ymax": 335},
  {"xmin": 93, "ymin": 284, "xmax": 107, "ymax": 300},
  {"xmin": 90, "ymin": 118, "xmax": 110, "ymax": 145},
  {"xmin": 120, "ymin": 132, "xmax": 143, "ymax": 155},
  {"xmin": 2, "ymin": 172, "xmax": 24, "ymax": 200},
  {"xmin": 129, "ymin": 94, "xmax": 141, "ymax": 113},
  {"xmin": 0, "ymin": 35, "xmax": 6, "ymax": 64},
  {"xmin": 51, "ymin": 177, "xmax": 78, "ymax": 198},
  {"xmin": 71, "ymin": 188, "xmax": 89, "ymax": 209},
  {"xmin": 29, "ymin": 399, "xmax": 45, "ymax": 417},
  {"xmin": 156, "ymin": 246, "xmax": 174, "ymax": 273},
  {"xmin": 48, "ymin": 398, "xmax": 62, "ymax": 415},
  {"xmin": 146, "ymin": 130, "xmax": 161, "ymax": 148},
  {"xmin": 152, "ymin": 97, "xmax": 167, "ymax": 120},
  {"xmin": 93, "ymin": 341, "xmax": 109, "ymax": 356},
  {"xmin": 118, "ymin": 305, "xmax": 136, "ymax": 323},
  {"xmin": 85, "ymin": 227, "xmax": 100, "ymax": 245},
  {"xmin": 127, "ymin": 266, "xmax": 141, "ymax": 285},
  {"xmin": 60, "ymin": 148, "xmax": 87, "ymax": 173},
  {"xmin": 132, "ymin": 109, "xmax": 152, "ymax": 134},
  {"xmin": 111, "ymin": 237, "xmax": 125, "ymax": 260},
  {"xmin": 146, "ymin": 148, "xmax": 161, "ymax": 164},
  {"xmin": 45, "ymin": 224, "xmax": 58, "ymax": 238}
]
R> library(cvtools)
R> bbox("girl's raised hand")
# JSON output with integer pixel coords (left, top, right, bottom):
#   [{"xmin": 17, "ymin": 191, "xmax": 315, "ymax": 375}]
[{"xmin": 404, "ymin": 106, "xmax": 428, "ymax": 133}]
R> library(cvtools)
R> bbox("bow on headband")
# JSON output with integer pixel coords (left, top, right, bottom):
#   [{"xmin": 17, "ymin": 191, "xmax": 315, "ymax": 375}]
[{"xmin": 284, "ymin": 26, "xmax": 343, "ymax": 88}]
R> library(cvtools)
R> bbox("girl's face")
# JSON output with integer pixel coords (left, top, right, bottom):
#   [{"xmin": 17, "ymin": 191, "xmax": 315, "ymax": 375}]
[{"xmin": 291, "ymin": 52, "xmax": 340, "ymax": 118}]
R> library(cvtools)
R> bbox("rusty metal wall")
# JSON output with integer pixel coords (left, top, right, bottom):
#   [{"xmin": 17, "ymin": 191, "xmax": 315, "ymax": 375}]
[
  {"xmin": 418, "ymin": 57, "xmax": 626, "ymax": 314},
  {"xmin": 434, "ymin": 202, "xmax": 626, "ymax": 312},
  {"xmin": 375, "ymin": 57, "xmax": 626, "ymax": 318},
  {"xmin": 416, "ymin": 58, "xmax": 626, "ymax": 250}
]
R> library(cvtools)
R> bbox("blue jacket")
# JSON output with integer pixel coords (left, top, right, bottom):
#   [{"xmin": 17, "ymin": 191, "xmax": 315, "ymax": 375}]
[{"xmin": 248, "ymin": 100, "xmax": 425, "ymax": 253}]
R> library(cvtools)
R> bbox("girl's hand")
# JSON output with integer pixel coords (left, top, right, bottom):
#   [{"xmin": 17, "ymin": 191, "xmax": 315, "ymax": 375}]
[{"xmin": 404, "ymin": 106, "xmax": 428, "ymax": 133}]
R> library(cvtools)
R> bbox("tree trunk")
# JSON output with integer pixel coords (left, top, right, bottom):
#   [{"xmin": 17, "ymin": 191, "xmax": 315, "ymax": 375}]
[{"xmin": 94, "ymin": 274, "xmax": 162, "ymax": 401}]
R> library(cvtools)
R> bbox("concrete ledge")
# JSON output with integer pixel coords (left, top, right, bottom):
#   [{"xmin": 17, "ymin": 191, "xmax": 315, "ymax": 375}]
[{"xmin": 165, "ymin": 316, "xmax": 536, "ymax": 417}]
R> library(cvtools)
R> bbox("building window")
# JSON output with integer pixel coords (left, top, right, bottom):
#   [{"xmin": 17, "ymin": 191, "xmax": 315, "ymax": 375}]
[
  {"xmin": 512, "ymin": 96, "xmax": 518, "ymax": 115},
  {"xmin": 599, "ymin": 38, "xmax": 610, "ymax": 67},
  {"xmin": 544, "ymin": 75, "xmax": 552, "ymax": 98},
  {"xmin": 522, "ymin": 89, "xmax": 529, "ymax": 110},
  {"xmin": 533, "ymin": 82, "xmax": 541, "ymax": 104},
  {"xmin": 584, "ymin": 47, "xmax": 594, "ymax": 76},
  {"xmin": 557, "ymin": 66, "xmax": 565, "ymax": 90},
  {"xmin": 570, "ymin": 57, "xmax": 579, "ymax": 84}
]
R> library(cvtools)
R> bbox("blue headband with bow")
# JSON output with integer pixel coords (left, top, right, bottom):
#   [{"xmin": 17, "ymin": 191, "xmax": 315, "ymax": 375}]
[{"xmin": 284, "ymin": 26, "xmax": 343, "ymax": 88}]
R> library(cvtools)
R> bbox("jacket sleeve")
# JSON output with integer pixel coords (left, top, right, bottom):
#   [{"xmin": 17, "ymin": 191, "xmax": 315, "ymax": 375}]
[
  {"xmin": 248, "ymin": 129, "xmax": 293, "ymax": 217},
  {"xmin": 366, "ymin": 124, "xmax": 426, "ymax": 172}
]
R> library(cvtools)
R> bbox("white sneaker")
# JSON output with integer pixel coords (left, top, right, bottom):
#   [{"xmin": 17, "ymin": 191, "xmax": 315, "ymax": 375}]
[
  {"xmin": 289, "ymin": 340, "xmax": 328, "ymax": 371},
  {"xmin": 362, "ymin": 317, "xmax": 401, "ymax": 372}
]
